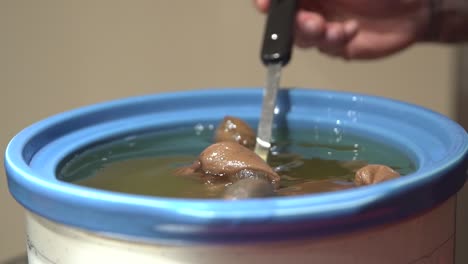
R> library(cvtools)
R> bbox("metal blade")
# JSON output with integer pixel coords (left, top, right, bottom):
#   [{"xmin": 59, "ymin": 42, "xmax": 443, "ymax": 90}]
[{"xmin": 254, "ymin": 63, "xmax": 282, "ymax": 161}]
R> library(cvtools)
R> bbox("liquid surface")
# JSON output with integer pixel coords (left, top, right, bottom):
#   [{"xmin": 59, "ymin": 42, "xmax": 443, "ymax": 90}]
[{"xmin": 59, "ymin": 124, "xmax": 415, "ymax": 198}]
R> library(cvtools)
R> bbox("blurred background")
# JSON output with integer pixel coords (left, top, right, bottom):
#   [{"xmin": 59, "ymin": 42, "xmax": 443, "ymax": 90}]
[{"xmin": 1, "ymin": 1, "xmax": 467, "ymax": 263}]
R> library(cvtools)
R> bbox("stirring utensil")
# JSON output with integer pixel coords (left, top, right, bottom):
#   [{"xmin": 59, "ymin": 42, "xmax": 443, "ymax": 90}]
[{"xmin": 255, "ymin": 0, "xmax": 297, "ymax": 161}]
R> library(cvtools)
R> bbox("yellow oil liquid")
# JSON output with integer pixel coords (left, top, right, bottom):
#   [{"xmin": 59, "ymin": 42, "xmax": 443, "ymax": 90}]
[{"xmin": 59, "ymin": 124, "xmax": 415, "ymax": 198}]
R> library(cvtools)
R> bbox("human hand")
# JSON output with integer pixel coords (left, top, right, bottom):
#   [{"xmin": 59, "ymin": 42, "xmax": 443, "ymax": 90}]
[{"xmin": 254, "ymin": 0, "xmax": 431, "ymax": 59}]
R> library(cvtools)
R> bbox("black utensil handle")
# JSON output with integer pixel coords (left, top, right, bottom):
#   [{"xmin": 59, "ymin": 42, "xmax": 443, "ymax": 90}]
[{"xmin": 261, "ymin": 0, "xmax": 298, "ymax": 66}]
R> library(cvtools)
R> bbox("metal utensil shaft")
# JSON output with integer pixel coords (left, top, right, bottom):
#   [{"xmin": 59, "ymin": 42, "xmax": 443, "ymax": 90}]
[{"xmin": 254, "ymin": 63, "xmax": 282, "ymax": 161}]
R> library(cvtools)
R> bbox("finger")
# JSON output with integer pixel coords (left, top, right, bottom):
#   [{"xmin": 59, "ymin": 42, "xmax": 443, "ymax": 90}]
[
  {"xmin": 343, "ymin": 20, "xmax": 359, "ymax": 39},
  {"xmin": 317, "ymin": 46, "xmax": 345, "ymax": 58},
  {"xmin": 294, "ymin": 11, "xmax": 326, "ymax": 48},
  {"xmin": 344, "ymin": 33, "xmax": 410, "ymax": 60},
  {"xmin": 318, "ymin": 21, "xmax": 360, "ymax": 58},
  {"xmin": 254, "ymin": 0, "xmax": 270, "ymax": 13},
  {"xmin": 316, "ymin": 22, "xmax": 346, "ymax": 56},
  {"xmin": 324, "ymin": 22, "xmax": 347, "ymax": 46}
]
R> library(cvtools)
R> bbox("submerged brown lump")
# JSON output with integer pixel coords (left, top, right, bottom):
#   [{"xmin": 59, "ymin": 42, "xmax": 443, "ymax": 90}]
[
  {"xmin": 354, "ymin": 164, "xmax": 400, "ymax": 186},
  {"xmin": 177, "ymin": 141, "xmax": 280, "ymax": 185},
  {"xmin": 176, "ymin": 116, "xmax": 279, "ymax": 199},
  {"xmin": 223, "ymin": 178, "xmax": 275, "ymax": 200},
  {"xmin": 214, "ymin": 116, "xmax": 256, "ymax": 148}
]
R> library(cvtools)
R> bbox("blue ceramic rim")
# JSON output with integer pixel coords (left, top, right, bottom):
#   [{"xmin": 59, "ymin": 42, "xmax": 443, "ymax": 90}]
[{"xmin": 5, "ymin": 87, "xmax": 468, "ymax": 244}]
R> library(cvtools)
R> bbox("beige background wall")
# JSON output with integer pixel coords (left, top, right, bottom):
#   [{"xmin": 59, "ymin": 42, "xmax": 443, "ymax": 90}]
[{"xmin": 0, "ymin": 0, "xmax": 464, "ymax": 262}]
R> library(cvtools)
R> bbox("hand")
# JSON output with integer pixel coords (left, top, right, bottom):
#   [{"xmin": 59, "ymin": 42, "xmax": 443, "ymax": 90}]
[{"xmin": 254, "ymin": 0, "xmax": 431, "ymax": 59}]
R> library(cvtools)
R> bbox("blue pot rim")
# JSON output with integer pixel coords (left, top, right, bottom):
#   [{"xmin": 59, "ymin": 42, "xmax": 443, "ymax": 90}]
[{"xmin": 4, "ymin": 87, "xmax": 468, "ymax": 244}]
